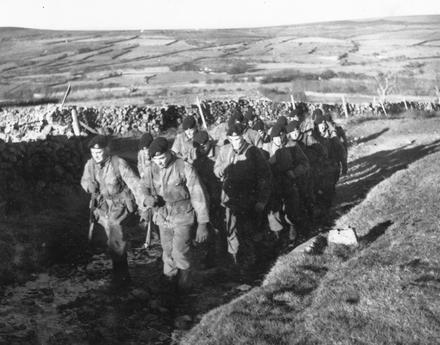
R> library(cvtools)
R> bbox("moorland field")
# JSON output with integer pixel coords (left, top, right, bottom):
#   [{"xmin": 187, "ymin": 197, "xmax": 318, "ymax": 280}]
[{"xmin": 1, "ymin": 15, "xmax": 440, "ymax": 105}]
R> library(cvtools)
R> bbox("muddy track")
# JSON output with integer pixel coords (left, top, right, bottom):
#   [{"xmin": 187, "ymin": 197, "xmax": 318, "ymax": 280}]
[{"xmin": 2, "ymin": 120, "xmax": 440, "ymax": 345}]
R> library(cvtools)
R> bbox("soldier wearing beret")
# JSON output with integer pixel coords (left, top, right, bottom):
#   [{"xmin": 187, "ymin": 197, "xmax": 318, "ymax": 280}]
[
  {"xmin": 81, "ymin": 135, "xmax": 147, "ymax": 286},
  {"xmin": 171, "ymin": 115, "xmax": 199, "ymax": 163},
  {"xmin": 143, "ymin": 137, "xmax": 210, "ymax": 290},
  {"xmin": 214, "ymin": 123, "xmax": 271, "ymax": 269},
  {"xmin": 266, "ymin": 123, "xmax": 311, "ymax": 241},
  {"xmin": 312, "ymin": 110, "xmax": 347, "ymax": 217},
  {"xmin": 137, "ymin": 132, "xmax": 154, "ymax": 179}
]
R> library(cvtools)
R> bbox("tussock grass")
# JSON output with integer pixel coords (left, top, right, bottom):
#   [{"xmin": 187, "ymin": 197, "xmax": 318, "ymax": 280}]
[{"xmin": 181, "ymin": 150, "xmax": 440, "ymax": 345}]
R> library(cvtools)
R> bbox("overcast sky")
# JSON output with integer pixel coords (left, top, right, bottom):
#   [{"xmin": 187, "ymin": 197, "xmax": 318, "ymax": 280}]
[{"xmin": 1, "ymin": 0, "xmax": 439, "ymax": 30}]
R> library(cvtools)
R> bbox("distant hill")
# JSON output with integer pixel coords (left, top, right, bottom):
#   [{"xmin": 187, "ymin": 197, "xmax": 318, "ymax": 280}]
[{"xmin": 1, "ymin": 15, "xmax": 439, "ymax": 105}]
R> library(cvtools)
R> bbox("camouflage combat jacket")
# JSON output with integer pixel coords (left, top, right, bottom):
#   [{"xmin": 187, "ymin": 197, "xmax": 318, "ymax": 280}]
[
  {"xmin": 214, "ymin": 141, "xmax": 271, "ymax": 211},
  {"xmin": 145, "ymin": 155, "xmax": 210, "ymax": 228},
  {"xmin": 171, "ymin": 132, "xmax": 197, "ymax": 163},
  {"xmin": 81, "ymin": 155, "xmax": 146, "ymax": 216}
]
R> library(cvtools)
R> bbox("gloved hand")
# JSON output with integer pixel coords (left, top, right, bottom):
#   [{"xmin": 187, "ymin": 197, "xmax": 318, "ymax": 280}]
[
  {"xmin": 143, "ymin": 195, "xmax": 157, "ymax": 208},
  {"xmin": 195, "ymin": 223, "xmax": 209, "ymax": 243},
  {"xmin": 254, "ymin": 202, "xmax": 266, "ymax": 213}
]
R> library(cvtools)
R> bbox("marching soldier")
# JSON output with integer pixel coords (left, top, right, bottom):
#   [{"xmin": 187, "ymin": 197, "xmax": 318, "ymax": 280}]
[
  {"xmin": 312, "ymin": 111, "xmax": 346, "ymax": 215},
  {"xmin": 81, "ymin": 135, "xmax": 146, "ymax": 286},
  {"xmin": 171, "ymin": 115, "xmax": 198, "ymax": 163},
  {"xmin": 214, "ymin": 123, "xmax": 271, "ymax": 269},
  {"xmin": 228, "ymin": 109, "xmax": 263, "ymax": 149},
  {"xmin": 137, "ymin": 132, "xmax": 154, "ymax": 179},
  {"xmin": 144, "ymin": 137, "xmax": 210, "ymax": 290},
  {"xmin": 265, "ymin": 124, "xmax": 311, "ymax": 241},
  {"xmin": 192, "ymin": 130, "xmax": 224, "ymax": 267}
]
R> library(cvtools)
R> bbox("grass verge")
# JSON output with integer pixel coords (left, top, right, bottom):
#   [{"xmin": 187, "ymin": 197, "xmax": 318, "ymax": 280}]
[{"xmin": 181, "ymin": 149, "xmax": 440, "ymax": 345}]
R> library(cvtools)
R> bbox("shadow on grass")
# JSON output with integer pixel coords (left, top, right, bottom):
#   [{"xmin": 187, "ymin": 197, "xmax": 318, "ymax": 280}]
[
  {"xmin": 335, "ymin": 139, "xmax": 440, "ymax": 214},
  {"xmin": 359, "ymin": 220, "xmax": 393, "ymax": 247},
  {"xmin": 352, "ymin": 127, "xmax": 390, "ymax": 145}
]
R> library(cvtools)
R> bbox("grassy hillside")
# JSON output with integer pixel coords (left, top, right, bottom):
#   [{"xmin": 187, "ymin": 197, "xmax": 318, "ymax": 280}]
[
  {"xmin": 180, "ymin": 121, "xmax": 440, "ymax": 345},
  {"xmin": 1, "ymin": 15, "xmax": 440, "ymax": 105}
]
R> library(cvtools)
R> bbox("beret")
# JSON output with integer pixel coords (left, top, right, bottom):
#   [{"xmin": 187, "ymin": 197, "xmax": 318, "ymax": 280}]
[
  {"xmin": 193, "ymin": 130, "xmax": 209, "ymax": 145},
  {"xmin": 230, "ymin": 108, "xmax": 244, "ymax": 123},
  {"xmin": 226, "ymin": 123, "xmax": 245, "ymax": 136},
  {"xmin": 149, "ymin": 137, "xmax": 169, "ymax": 157},
  {"xmin": 270, "ymin": 123, "xmax": 285, "ymax": 138},
  {"xmin": 88, "ymin": 135, "xmax": 108, "ymax": 149},
  {"xmin": 276, "ymin": 115, "xmax": 288, "ymax": 127},
  {"xmin": 286, "ymin": 120, "xmax": 300, "ymax": 133},
  {"xmin": 182, "ymin": 116, "xmax": 197, "ymax": 130},
  {"xmin": 253, "ymin": 120, "xmax": 265, "ymax": 131},
  {"xmin": 138, "ymin": 133, "xmax": 154, "ymax": 150},
  {"xmin": 244, "ymin": 108, "xmax": 256, "ymax": 121}
]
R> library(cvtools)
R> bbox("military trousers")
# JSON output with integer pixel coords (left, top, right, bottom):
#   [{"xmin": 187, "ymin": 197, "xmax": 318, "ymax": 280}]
[
  {"xmin": 95, "ymin": 200, "xmax": 132, "ymax": 281},
  {"xmin": 159, "ymin": 223, "xmax": 194, "ymax": 278},
  {"xmin": 225, "ymin": 207, "xmax": 258, "ymax": 268}
]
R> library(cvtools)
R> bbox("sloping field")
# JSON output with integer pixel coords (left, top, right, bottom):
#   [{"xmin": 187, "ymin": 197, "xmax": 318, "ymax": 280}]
[
  {"xmin": 181, "ymin": 121, "xmax": 440, "ymax": 345},
  {"xmin": 1, "ymin": 15, "xmax": 439, "ymax": 105}
]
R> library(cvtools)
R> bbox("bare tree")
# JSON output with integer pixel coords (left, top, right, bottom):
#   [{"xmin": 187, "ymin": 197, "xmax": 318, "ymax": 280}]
[{"xmin": 375, "ymin": 72, "xmax": 398, "ymax": 117}]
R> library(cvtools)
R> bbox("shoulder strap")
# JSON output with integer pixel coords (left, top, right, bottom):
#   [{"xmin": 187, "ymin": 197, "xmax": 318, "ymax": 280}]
[
  {"xmin": 111, "ymin": 156, "xmax": 121, "ymax": 179},
  {"xmin": 89, "ymin": 159, "xmax": 97, "ymax": 184}
]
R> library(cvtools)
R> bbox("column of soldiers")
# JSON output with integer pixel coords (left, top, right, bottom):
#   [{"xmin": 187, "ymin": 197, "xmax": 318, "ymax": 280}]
[{"xmin": 80, "ymin": 104, "xmax": 347, "ymax": 292}]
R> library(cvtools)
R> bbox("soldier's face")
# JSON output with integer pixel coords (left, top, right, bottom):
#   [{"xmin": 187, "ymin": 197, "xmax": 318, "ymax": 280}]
[
  {"xmin": 318, "ymin": 123, "xmax": 328, "ymax": 137},
  {"xmin": 185, "ymin": 128, "xmax": 195, "ymax": 140},
  {"xmin": 152, "ymin": 151, "xmax": 171, "ymax": 169},
  {"xmin": 289, "ymin": 129, "xmax": 300, "ymax": 141},
  {"xmin": 273, "ymin": 136, "xmax": 282, "ymax": 147},
  {"xmin": 91, "ymin": 148, "xmax": 107, "ymax": 164},
  {"xmin": 228, "ymin": 135, "xmax": 244, "ymax": 151}
]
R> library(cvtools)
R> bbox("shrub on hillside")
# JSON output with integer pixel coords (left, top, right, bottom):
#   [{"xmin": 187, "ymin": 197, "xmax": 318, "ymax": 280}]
[
  {"xmin": 260, "ymin": 69, "xmax": 321, "ymax": 84},
  {"xmin": 207, "ymin": 78, "xmax": 226, "ymax": 84},
  {"xmin": 170, "ymin": 61, "xmax": 199, "ymax": 72},
  {"xmin": 320, "ymin": 69, "xmax": 337, "ymax": 80}
]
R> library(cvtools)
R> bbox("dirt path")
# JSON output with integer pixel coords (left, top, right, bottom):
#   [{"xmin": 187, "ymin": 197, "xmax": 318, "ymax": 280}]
[{"xmin": 1, "ymin": 117, "xmax": 440, "ymax": 345}]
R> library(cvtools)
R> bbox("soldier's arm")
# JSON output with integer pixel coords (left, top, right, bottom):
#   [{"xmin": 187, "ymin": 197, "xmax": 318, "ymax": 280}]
[
  {"xmin": 291, "ymin": 145, "xmax": 310, "ymax": 178},
  {"xmin": 213, "ymin": 146, "xmax": 228, "ymax": 179},
  {"xmin": 80, "ymin": 159, "xmax": 97, "ymax": 193},
  {"xmin": 171, "ymin": 133, "xmax": 183, "ymax": 157},
  {"xmin": 252, "ymin": 147, "xmax": 272, "ymax": 206},
  {"xmin": 118, "ymin": 157, "xmax": 149, "ymax": 209},
  {"xmin": 184, "ymin": 164, "xmax": 210, "ymax": 224},
  {"xmin": 254, "ymin": 131, "xmax": 263, "ymax": 149},
  {"xmin": 137, "ymin": 151, "xmax": 144, "ymax": 178}
]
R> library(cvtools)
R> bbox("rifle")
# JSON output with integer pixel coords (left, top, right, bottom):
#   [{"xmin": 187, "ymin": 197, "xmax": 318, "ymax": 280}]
[
  {"xmin": 142, "ymin": 208, "xmax": 153, "ymax": 249},
  {"xmin": 88, "ymin": 193, "xmax": 98, "ymax": 241},
  {"xmin": 196, "ymin": 96, "xmax": 208, "ymax": 130}
]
